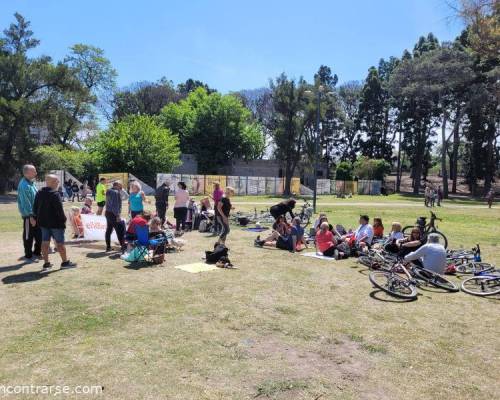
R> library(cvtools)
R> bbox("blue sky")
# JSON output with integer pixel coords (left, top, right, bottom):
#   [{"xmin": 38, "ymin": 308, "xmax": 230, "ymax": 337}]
[{"xmin": 1, "ymin": 0, "xmax": 463, "ymax": 92}]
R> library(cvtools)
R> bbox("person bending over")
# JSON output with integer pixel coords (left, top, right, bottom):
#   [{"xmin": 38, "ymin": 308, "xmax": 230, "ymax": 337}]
[{"xmin": 269, "ymin": 198, "xmax": 296, "ymax": 221}]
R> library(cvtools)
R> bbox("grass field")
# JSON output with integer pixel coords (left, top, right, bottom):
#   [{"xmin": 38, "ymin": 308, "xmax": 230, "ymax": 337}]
[{"xmin": 0, "ymin": 194, "xmax": 499, "ymax": 399}]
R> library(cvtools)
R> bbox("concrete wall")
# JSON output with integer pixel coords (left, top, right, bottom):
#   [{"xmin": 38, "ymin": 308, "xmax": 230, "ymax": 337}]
[
  {"xmin": 173, "ymin": 154, "xmax": 198, "ymax": 174},
  {"xmin": 218, "ymin": 159, "xmax": 298, "ymax": 178}
]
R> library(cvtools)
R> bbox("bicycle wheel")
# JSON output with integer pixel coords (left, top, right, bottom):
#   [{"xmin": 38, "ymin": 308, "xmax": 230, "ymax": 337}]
[
  {"xmin": 369, "ymin": 271, "xmax": 418, "ymax": 300},
  {"xmin": 461, "ymin": 276, "xmax": 500, "ymax": 296},
  {"xmin": 455, "ymin": 262, "xmax": 495, "ymax": 275},
  {"xmin": 358, "ymin": 255, "xmax": 373, "ymax": 268},
  {"xmin": 412, "ymin": 268, "xmax": 459, "ymax": 292},
  {"xmin": 402, "ymin": 225, "xmax": 414, "ymax": 236},
  {"xmin": 300, "ymin": 214, "xmax": 310, "ymax": 227},
  {"xmin": 430, "ymin": 230, "xmax": 448, "ymax": 249}
]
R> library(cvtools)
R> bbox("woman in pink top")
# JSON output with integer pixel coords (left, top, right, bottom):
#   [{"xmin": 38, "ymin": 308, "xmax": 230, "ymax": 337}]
[
  {"xmin": 173, "ymin": 182, "xmax": 189, "ymax": 233},
  {"xmin": 316, "ymin": 222, "xmax": 338, "ymax": 258}
]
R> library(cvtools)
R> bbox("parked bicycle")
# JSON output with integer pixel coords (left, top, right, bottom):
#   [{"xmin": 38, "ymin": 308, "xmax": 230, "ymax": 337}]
[
  {"xmin": 403, "ymin": 211, "xmax": 448, "ymax": 249},
  {"xmin": 367, "ymin": 253, "xmax": 458, "ymax": 300},
  {"xmin": 461, "ymin": 269, "xmax": 500, "ymax": 296},
  {"xmin": 295, "ymin": 201, "xmax": 314, "ymax": 227}
]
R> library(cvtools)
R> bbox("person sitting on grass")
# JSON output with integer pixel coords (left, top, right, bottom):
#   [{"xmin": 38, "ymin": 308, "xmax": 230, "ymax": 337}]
[
  {"xmin": 341, "ymin": 215, "xmax": 373, "ymax": 253},
  {"xmin": 269, "ymin": 198, "xmax": 296, "ymax": 221},
  {"xmin": 255, "ymin": 217, "xmax": 303, "ymax": 252},
  {"xmin": 149, "ymin": 216, "xmax": 185, "ymax": 250},
  {"xmin": 373, "ymin": 217, "xmax": 384, "ymax": 239},
  {"xmin": 125, "ymin": 211, "xmax": 151, "ymax": 250},
  {"xmin": 403, "ymin": 233, "xmax": 446, "ymax": 274},
  {"xmin": 254, "ymin": 216, "xmax": 289, "ymax": 248},
  {"xmin": 315, "ymin": 222, "xmax": 341, "ymax": 259},
  {"xmin": 382, "ymin": 222, "xmax": 404, "ymax": 252},
  {"xmin": 396, "ymin": 227, "xmax": 425, "ymax": 258},
  {"xmin": 81, "ymin": 197, "xmax": 93, "ymax": 215},
  {"xmin": 313, "ymin": 213, "xmax": 328, "ymax": 230}
]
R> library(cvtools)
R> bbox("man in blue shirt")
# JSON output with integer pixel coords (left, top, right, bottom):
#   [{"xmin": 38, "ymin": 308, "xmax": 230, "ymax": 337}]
[{"xmin": 17, "ymin": 164, "xmax": 42, "ymax": 261}]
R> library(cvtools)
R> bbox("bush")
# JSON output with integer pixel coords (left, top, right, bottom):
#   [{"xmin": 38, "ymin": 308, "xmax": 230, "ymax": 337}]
[
  {"xmin": 335, "ymin": 161, "xmax": 354, "ymax": 180},
  {"xmin": 353, "ymin": 157, "xmax": 391, "ymax": 180}
]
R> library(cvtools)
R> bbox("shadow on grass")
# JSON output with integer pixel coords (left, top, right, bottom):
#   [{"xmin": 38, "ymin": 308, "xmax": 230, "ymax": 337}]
[
  {"xmin": 369, "ymin": 289, "xmax": 417, "ymax": 303},
  {"xmin": 123, "ymin": 262, "xmax": 157, "ymax": 270},
  {"xmin": 2, "ymin": 269, "xmax": 62, "ymax": 284},
  {"xmin": 0, "ymin": 261, "xmax": 31, "ymax": 274}
]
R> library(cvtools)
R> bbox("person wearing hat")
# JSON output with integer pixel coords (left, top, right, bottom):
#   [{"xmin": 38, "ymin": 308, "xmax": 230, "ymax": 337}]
[{"xmin": 403, "ymin": 233, "xmax": 446, "ymax": 274}]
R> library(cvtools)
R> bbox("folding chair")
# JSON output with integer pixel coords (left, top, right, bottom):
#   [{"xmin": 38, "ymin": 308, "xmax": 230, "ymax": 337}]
[{"xmin": 130, "ymin": 225, "xmax": 167, "ymax": 263}]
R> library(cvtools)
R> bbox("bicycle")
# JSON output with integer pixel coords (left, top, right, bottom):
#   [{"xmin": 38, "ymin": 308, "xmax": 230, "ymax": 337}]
[
  {"xmin": 460, "ymin": 269, "xmax": 500, "ymax": 296},
  {"xmin": 446, "ymin": 244, "xmax": 495, "ymax": 274},
  {"xmin": 295, "ymin": 201, "xmax": 313, "ymax": 227},
  {"xmin": 403, "ymin": 211, "xmax": 448, "ymax": 249},
  {"xmin": 368, "ymin": 257, "xmax": 459, "ymax": 300}
]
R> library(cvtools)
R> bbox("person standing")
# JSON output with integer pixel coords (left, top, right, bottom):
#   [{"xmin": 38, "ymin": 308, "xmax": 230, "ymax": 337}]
[
  {"xmin": 95, "ymin": 177, "xmax": 107, "ymax": 215},
  {"xmin": 155, "ymin": 182, "xmax": 170, "ymax": 226},
  {"xmin": 211, "ymin": 181, "xmax": 224, "ymax": 235},
  {"xmin": 486, "ymin": 189, "xmax": 495, "ymax": 208},
  {"xmin": 437, "ymin": 186, "xmax": 443, "ymax": 207},
  {"xmin": 105, "ymin": 181, "xmax": 126, "ymax": 252},
  {"xmin": 71, "ymin": 181, "xmax": 80, "ymax": 202},
  {"xmin": 173, "ymin": 182, "xmax": 189, "ymax": 233},
  {"xmin": 216, "ymin": 187, "xmax": 235, "ymax": 245},
  {"xmin": 128, "ymin": 181, "xmax": 149, "ymax": 218},
  {"xmin": 17, "ymin": 164, "xmax": 42, "ymax": 261},
  {"xmin": 33, "ymin": 174, "xmax": 76, "ymax": 271}
]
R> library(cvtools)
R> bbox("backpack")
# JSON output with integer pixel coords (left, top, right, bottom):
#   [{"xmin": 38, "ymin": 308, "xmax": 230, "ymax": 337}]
[{"xmin": 205, "ymin": 244, "xmax": 229, "ymax": 264}]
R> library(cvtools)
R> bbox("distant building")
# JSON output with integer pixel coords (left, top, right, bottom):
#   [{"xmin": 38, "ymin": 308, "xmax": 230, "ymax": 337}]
[
  {"xmin": 218, "ymin": 159, "xmax": 292, "ymax": 177},
  {"xmin": 173, "ymin": 154, "xmax": 198, "ymax": 174}
]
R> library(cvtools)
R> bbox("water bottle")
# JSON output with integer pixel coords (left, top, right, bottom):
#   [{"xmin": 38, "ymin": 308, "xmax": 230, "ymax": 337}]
[{"xmin": 474, "ymin": 244, "xmax": 481, "ymax": 262}]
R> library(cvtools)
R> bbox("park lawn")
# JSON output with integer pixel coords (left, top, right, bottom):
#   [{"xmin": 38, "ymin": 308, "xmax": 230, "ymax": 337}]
[{"xmin": 0, "ymin": 195, "xmax": 499, "ymax": 400}]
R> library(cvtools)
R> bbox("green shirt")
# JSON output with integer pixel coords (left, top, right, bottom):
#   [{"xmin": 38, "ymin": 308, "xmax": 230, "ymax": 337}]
[{"xmin": 96, "ymin": 183, "xmax": 106, "ymax": 203}]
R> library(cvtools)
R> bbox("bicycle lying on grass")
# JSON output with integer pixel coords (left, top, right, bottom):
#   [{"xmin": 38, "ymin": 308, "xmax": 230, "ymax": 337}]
[
  {"xmin": 364, "ymin": 251, "xmax": 459, "ymax": 300},
  {"xmin": 446, "ymin": 244, "xmax": 495, "ymax": 274},
  {"xmin": 403, "ymin": 211, "xmax": 448, "ymax": 249},
  {"xmin": 460, "ymin": 269, "xmax": 500, "ymax": 296}
]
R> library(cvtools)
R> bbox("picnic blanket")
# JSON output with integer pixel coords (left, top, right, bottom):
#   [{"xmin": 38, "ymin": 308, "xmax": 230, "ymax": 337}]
[
  {"xmin": 174, "ymin": 262, "xmax": 218, "ymax": 273},
  {"xmin": 242, "ymin": 227, "xmax": 269, "ymax": 232},
  {"xmin": 301, "ymin": 252, "xmax": 336, "ymax": 261}
]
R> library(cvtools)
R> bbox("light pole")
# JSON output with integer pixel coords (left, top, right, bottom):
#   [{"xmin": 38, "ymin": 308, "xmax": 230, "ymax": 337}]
[{"xmin": 313, "ymin": 89, "xmax": 321, "ymax": 213}]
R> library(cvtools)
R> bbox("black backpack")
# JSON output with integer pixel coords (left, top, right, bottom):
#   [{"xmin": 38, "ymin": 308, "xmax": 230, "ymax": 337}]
[{"xmin": 205, "ymin": 244, "xmax": 228, "ymax": 264}]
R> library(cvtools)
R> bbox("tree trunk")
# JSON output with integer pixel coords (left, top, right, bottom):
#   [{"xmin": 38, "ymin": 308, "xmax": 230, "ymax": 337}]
[
  {"xmin": 396, "ymin": 129, "xmax": 402, "ymax": 193},
  {"xmin": 440, "ymin": 114, "xmax": 449, "ymax": 198},
  {"xmin": 451, "ymin": 109, "xmax": 461, "ymax": 194}
]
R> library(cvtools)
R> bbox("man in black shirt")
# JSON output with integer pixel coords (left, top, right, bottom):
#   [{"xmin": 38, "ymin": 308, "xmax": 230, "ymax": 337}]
[
  {"xmin": 216, "ymin": 187, "xmax": 234, "ymax": 245},
  {"xmin": 33, "ymin": 174, "xmax": 77, "ymax": 272},
  {"xmin": 155, "ymin": 182, "xmax": 170, "ymax": 226}
]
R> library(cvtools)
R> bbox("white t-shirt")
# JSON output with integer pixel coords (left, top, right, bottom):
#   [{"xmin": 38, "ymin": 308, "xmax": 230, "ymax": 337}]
[
  {"xmin": 174, "ymin": 189, "xmax": 189, "ymax": 208},
  {"xmin": 404, "ymin": 243, "xmax": 447, "ymax": 274},
  {"xmin": 355, "ymin": 224, "xmax": 374, "ymax": 245},
  {"xmin": 388, "ymin": 231, "xmax": 404, "ymax": 241}
]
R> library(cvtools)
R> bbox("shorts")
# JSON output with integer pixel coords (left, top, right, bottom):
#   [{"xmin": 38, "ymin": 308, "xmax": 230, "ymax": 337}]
[
  {"xmin": 276, "ymin": 236, "xmax": 292, "ymax": 251},
  {"xmin": 125, "ymin": 232, "xmax": 136, "ymax": 242},
  {"xmin": 41, "ymin": 227, "xmax": 65, "ymax": 244},
  {"xmin": 97, "ymin": 201, "xmax": 106, "ymax": 207}
]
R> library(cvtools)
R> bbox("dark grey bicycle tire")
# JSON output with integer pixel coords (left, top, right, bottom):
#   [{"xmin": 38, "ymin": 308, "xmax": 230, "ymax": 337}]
[
  {"xmin": 412, "ymin": 268, "xmax": 459, "ymax": 292},
  {"xmin": 461, "ymin": 276, "xmax": 500, "ymax": 296},
  {"xmin": 369, "ymin": 271, "xmax": 418, "ymax": 300}
]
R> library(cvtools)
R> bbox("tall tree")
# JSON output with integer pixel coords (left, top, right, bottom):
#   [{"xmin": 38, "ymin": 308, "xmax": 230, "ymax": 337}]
[
  {"xmin": 112, "ymin": 78, "xmax": 181, "ymax": 120},
  {"xmin": 336, "ymin": 81, "xmax": 363, "ymax": 162},
  {"xmin": 0, "ymin": 13, "xmax": 77, "ymax": 193},
  {"xmin": 267, "ymin": 73, "xmax": 308, "ymax": 194},
  {"xmin": 160, "ymin": 88, "xmax": 265, "ymax": 173}
]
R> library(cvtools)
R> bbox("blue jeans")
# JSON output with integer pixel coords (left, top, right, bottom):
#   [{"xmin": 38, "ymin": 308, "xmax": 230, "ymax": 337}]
[{"xmin": 41, "ymin": 227, "xmax": 65, "ymax": 244}]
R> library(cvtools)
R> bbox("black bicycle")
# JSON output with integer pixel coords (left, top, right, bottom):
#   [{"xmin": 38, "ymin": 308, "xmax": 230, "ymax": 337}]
[{"xmin": 403, "ymin": 211, "xmax": 448, "ymax": 249}]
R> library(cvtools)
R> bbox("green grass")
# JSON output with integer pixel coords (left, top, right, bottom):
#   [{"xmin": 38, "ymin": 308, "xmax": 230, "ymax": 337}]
[{"xmin": 0, "ymin": 195, "xmax": 499, "ymax": 399}]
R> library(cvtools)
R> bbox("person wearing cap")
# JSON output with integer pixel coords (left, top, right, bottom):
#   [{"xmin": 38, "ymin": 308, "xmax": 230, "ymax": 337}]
[
  {"xmin": 403, "ymin": 233, "xmax": 446, "ymax": 274},
  {"xmin": 17, "ymin": 164, "xmax": 42, "ymax": 261}
]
